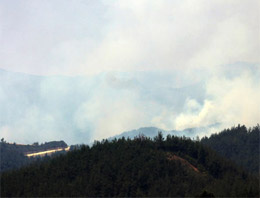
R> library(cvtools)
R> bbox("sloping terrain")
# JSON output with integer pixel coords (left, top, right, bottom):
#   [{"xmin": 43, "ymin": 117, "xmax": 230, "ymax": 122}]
[
  {"xmin": 166, "ymin": 153, "xmax": 199, "ymax": 173},
  {"xmin": 1, "ymin": 133, "xmax": 259, "ymax": 197},
  {"xmin": 109, "ymin": 124, "xmax": 220, "ymax": 141},
  {"xmin": 0, "ymin": 140, "xmax": 68, "ymax": 172},
  {"xmin": 201, "ymin": 125, "xmax": 260, "ymax": 175}
]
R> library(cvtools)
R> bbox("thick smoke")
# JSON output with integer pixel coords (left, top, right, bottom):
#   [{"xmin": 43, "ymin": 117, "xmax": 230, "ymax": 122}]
[
  {"xmin": 0, "ymin": 1, "xmax": 259, "ymax": 144},
  {"xmin": 0, "ymin": 1, "xmax": 259, "ymax": 75},
  {"xmin": 0, "ymin": 63, "xmax": 259, "ymax": 144},
  {"xmin": 175, "ymin": 64, "xmax": 260, "ymax": 135}
]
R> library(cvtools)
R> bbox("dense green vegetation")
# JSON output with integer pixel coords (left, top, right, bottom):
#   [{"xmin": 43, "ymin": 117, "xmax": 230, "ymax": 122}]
[
  {"xmin": 0, "ymin": 140, "xmax": 67, "ymax": 172},
  {"xmin": 201, "ymin": 125, "xmax": 260, "ymax": 175},
  {"xmin": 1, "ymin": 131, "xmax": 259, "ymax": 197}
]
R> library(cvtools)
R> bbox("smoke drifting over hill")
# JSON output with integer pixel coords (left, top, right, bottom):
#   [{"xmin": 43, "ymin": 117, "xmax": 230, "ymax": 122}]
[
  {"xmin": 0, "ymin": 63, "xmax": 259, "ymax": 144},
  {"xmin": 175, "ymin": 64, "xmax": 260, "ymax": 131},
  {"xmin": 0, "ymin": 1, "xmax": 259, "ymax": 144}
]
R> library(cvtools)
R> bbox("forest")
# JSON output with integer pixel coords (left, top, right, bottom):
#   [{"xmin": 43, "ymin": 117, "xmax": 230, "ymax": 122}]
[
  {"xmin": 1, "ymin": 125, "xmax": 259, "ymax": 197},
  {"xmin": 0, "ymin": 140, "xmax": 68, "ymax": 172},
  {"xmin": 201, "ymin": 124, "xmax": 259, "ymax": 175}
]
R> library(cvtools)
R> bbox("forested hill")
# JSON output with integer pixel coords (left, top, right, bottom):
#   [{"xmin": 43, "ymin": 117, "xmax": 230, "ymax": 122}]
[
  {"xmin": 201, "ymin": 125, "xmax": 260, "ymax": 175},
  {"xmin": 0, "ymin": 140, "xmax": 67, "ymax": 172},
  {"xmin": 1, "ymin": 133, "xmax": 259, "ymax": 197}
]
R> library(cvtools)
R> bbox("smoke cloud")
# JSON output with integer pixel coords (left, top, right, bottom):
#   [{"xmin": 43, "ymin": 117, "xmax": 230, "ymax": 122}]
[
  {"xmin": 0, "ymin": 0, "xmax": 259, "ymax": 75},
  {"xmin": 0, "ymin": 63, "xmax": 259, "ymax": 144},
  {"xmin": 175, "ymin": 65, "xmax": 260, "ymax": 132},
  {"xmin": 0, "ymin": 1, "xmax": 259, "ymax": 144}
]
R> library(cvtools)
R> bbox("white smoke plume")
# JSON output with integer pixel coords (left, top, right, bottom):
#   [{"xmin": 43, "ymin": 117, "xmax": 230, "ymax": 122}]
[
  {"xmin": 0, "ymin": 1, "xmax": 259, "ymax": 144},
  {"xmin": 174, "ymin": 65, "xmax": 260, "ymax": 132}
]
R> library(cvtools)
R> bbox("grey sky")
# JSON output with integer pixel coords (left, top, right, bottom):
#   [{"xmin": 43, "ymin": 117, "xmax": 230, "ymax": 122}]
[{"xmin": 1, "ymin": 0, "xmax": 259, "ymax": 75}]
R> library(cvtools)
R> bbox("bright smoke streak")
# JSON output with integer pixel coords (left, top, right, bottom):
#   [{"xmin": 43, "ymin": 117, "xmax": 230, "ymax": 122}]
[{"xmin": 26, "ymin": 146, "xmax": 70, "ymax": 158}]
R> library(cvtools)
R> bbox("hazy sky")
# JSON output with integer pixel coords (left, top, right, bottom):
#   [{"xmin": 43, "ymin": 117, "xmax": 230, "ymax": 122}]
[
  {"xmin": 1, "ymin": 0, "xmax": 259, "ymax": 75},
  {"xmin": 0, "ymin": 0, "xmax": 259, "ymax": 144}
]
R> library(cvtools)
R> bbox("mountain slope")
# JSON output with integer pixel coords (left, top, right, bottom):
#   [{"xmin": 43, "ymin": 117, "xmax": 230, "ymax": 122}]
[
  {"xmin": 0, "ymin": 140, "xmax": 68, "ymax": 172},
  {"xmin": 201, "ymin": 124, "xmax": 260, "ymax": 175},
  {"xmin": 109, "ymin": 124, "xmax": 220, "ymax": 140},
  {"xmin": 1, "ymin": 133, "xmax": 259, "ymax": 197}
]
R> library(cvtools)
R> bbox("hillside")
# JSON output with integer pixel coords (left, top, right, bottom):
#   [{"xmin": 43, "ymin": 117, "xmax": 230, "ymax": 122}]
[
  {"xmin": 201, "ymin": 125, "xmax": 260, "ymax": 175},
  {"xmin": 1, "ymin": 133, "xmax": 259, "ymax": 197},
  {"xmin": 112, "ymin": 124, "xmax": 260, "ymax": 176},
  {"xmin": 109, "ymin": 124, "xmax": 220, "ymax": 141},
  {"xmin": 0, "ymin": 140, "xmax": 68, "ymax": 172}
]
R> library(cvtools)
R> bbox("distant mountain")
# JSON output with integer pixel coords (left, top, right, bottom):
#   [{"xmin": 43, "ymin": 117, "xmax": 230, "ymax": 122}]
[{"xmin": 109, "ymin": 124, "xmax": 220, "ymax": 140}]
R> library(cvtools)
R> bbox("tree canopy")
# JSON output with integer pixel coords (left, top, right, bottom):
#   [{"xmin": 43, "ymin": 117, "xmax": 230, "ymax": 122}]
[{"xmin": 1, "ymin": 127, "xmax": 259, "ymax": 197}]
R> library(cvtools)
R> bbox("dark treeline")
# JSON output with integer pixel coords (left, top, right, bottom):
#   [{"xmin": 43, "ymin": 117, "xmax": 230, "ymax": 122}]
[
  {"xmin": 201, "ymin": 124, "xmax": 260, "ymax": 175},
  {"xmin": 0, "ymin": 140, "xmax": 68, "ymax": 172},
  {"xmin": 1, "ymin": 126, "xmax": 259, "ymax": 197}
]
